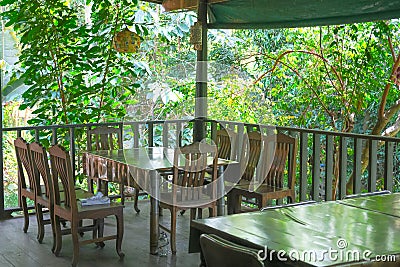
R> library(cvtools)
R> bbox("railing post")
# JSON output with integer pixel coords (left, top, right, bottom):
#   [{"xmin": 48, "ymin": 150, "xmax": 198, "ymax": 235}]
[
  {"xmin": 338, "ymin": 137, "xmax": 347, "ymax": 199},
  {"xmin": 148, "ymin": 122, "xmax": 154, "ymax": 147},
  {"xmin": 368, "ymin": 139, "xmax": 377, "ymax": 192},
  {"xmin": 176, "ymin": 121, "xmax": 182, "ymax": 147},
  {"xmin": 312, "ymin": 134, "xmax": 321, "ymax": 200},
  {"xmin": 353, "ymin": 138, "xmax": 362, "ymax": 194},
  {"xmin": 52, "ymin": 128, "xmax": 58, "ymax": 145},
  {"xmin": 236, "ymin": 123, "xmax": 245, "ymax": 162},
  {"xmin": 384, "ymin": 141, "xmax": 394, "ymax": 192},
  {"xmin": 35, "ymin": 129, "xmax": 39, "ymax": 142},
  {"xmin": 210, "ymin": 120, "xmax": 217, "ymax": 144},
  {"xmin": 69, "ymin": 128, "xmax": 76, "ymax": 182},
  {"xmin": 163, "ymin": 122, "xmax": 169, "ymax": 148},
  {"xmin": 299, "ymin": 132, "xmax": 308, "ymax": 201},
  {"xmin": 133, "ymin": 122, "xmax": 139, "ymax": 148},
  {"xmin": 325, "ymin": 135, "xmax": 334, "ymax": 201}
]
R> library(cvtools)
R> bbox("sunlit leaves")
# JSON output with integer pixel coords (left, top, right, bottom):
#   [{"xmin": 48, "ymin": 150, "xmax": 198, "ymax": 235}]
[{"xmin": 1, "ymin": 0, "xmax": 150, "ymax": 125}]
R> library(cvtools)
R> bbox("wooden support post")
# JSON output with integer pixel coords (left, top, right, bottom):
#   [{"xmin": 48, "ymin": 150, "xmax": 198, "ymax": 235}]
[{"xmin": 194, "ymin": 0, "xmax": 208, "ymax": 142}]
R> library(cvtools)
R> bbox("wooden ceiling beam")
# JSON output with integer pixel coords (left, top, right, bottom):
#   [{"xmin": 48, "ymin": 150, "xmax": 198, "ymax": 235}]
[{"xmin": 162, "ymin": 0, "xmax": 227, "ymax": 12}]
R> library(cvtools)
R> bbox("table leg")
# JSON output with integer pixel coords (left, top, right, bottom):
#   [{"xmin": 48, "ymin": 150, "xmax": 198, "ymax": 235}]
[
  {"xmin": 150, "ymin": 171, "xmax": 160, "ymax": 255},
  {"xmin": 217, "ymin": 166, "xmax": 225, "ymax": 216}
]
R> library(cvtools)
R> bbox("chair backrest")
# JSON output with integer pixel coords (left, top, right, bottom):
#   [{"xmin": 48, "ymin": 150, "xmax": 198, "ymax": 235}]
[
  {"xmin": 240, "ymin": 131, "xmax": 262, "ymax": 182},
  {"xmin": 49, "ymin": 144, "xmax": 77, "ymax": 212},
  {"xmin": 30, "ymin": 142, "xmax": 52, "ymax": 200},
  {"xmin": 259, "ymin": 133, "xmax": 297, "ymax": 189},
  {"xmin": 173, "ymin": 142, "xmax": 218, "ymax": 202},
  {"xmin": 215, "ymin": 128, "xmax": 237, "ymax": 160},
  {"xmin": 87, "ymin": 125, "xmax": 122, "ymax": 151},
  {"xmin": 200, "ymin": 234, "xmax": 265, "ymax": 267},
  {"xmin": 14, "ymin": 137, "xmax": 38, "ymax": 194}
]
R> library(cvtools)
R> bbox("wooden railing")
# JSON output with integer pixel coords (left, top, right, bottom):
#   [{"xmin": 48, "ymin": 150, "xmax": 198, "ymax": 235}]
[{"xmin": 1, "ymin": 119, "xmax": 399, "ymax": 217}]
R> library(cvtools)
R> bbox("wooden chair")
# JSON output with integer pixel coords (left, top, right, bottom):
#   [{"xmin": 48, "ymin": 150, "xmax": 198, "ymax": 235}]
[
  {"xmin": 159, "ymin": 142, "xmax": 218, "ymax": 254},
  {"xmin": 226, "ymin": 131, "xmax": 262, "ymax": 214},
  {"xmin": 86, "ymin": 125, "xmax": 141, "ymax": 212},
  {"xmin": 14, "ymin": 137, "xmax": 45, "ymax": 241},
  {"xmin": 30, "ymin": 141, "xmax": 94, "ymax": 252},
  {"xmin": 215, "ymin": 128, "xmax": 238, "ymax": 160},
  {"xmin": 204, "ymin": 128, "xmax": 237, "ymax": 183},
  {"xmin": 228, "ymin": 133, "xmax": 297, "ymax": 214},
  {"xmin": 200, "ymin": 234, "xmax": 265, "ymax": 267},
  {"xmin": 49, "ymin": 144, "xmax": 124, "ymax": 267}
]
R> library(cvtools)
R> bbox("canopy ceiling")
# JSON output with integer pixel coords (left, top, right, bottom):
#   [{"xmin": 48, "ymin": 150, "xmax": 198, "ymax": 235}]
[
  {"xmin": 208, "ymin": 0, "xmax": 400, "ymax": 29},
  {"xmin": 152, "ymin": 0, "xmax": 400, "ymax": 29}
]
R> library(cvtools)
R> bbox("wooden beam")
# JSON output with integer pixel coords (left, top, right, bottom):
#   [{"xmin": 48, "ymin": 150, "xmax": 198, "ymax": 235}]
[{"xmin": 162, "ymin": 0, "xmax": 227, "ymax": 12}]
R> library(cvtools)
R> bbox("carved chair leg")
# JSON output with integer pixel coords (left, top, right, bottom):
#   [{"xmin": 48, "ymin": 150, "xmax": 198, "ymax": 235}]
[
  {"xmin": 190, "ymin": 208, "xmax": 197, "ymax": 220},
  {"xmin": 50, "ymin": 210, "xmax": 56, "ymax": 253},
  {"xmin": 171, "ymin": 208, "xmax": 177, "ymax": 254},
  {"xmin": 36, "ymin": 204, "xmax": 45, "ymax": 243},
  {"xmin": 92, "ymin": 219, "xmax": 98, "ymax": 241},
  {"xmin": 53, "ymin": 215, "xmax": 63, "ymax": 256},
  {"xmin": 115, "ymin": 212, "xmax": 125, "ymax": 259},
  {"xmin": 71, "ymin": 220, "xmax": 80, "ymax": 267},
  {"xmin": 209, "ymin": 207, "xmax": 217, "ymax": 217},
  {"xmin": 21, "ymin": 196, "xmax": 29, "ymax": 233},
  {"xmin": 133, "ymin": 185, "xmax": 140, "ymax": 213},
  {"xmin": 226, "ymin": 193, "xmax": 234, "ymax": 215},
  {"xmin": 227, "ymin": 191, "xmax": 241, "ymax": 214},
  {"xmin": 197, "ymin": 208, "xmax": 203, "ymax": 219},
  {"xmin": 97, "ymin": 218, "xmax": 105, "ymax": 248}
]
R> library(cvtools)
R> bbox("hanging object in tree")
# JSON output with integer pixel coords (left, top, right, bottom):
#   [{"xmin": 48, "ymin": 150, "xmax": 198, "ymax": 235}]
[
  {"xmin": 113, "ymin": 28, "xmax": 141, "ymax": 53},
  {"xmin": 190, "ymin": 22, "xmax": 202, "ymax": 51}
]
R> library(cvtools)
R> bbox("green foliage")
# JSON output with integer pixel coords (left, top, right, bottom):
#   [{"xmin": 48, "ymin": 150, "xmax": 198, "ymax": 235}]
[
  {"xmin": 230, "ymin": 23, "xmax": 400, "ymax": 133},
  {"xmin": 1, "ymin": 0, "xmax": 145, "ymax": 126}
]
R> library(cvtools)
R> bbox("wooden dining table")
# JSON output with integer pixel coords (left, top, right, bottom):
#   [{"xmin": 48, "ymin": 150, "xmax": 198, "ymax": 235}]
[
  {"xmin": 189, "ymin": 194, "xmax": 400, "ymax": 266},
  {"xmin": 338, "ymin": 193, "xmax": 400, "ymax": 218},
  {"xmin": 85, "ymin": 147, "xmax": 240, "ymax": 255}
]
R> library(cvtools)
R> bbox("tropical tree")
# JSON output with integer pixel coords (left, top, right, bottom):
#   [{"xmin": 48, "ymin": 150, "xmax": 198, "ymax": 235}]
[
  {"xmin": 1, "ymin": 0, "xmax": 146, "ymax": 126},
  {"xmin": 230, "ymin": 22, "xmax": 400, "ymax": 196}
]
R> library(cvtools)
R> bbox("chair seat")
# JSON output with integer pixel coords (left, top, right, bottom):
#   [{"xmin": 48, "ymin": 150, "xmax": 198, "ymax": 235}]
[
  {"xmin": 77, "ymin": 201, "xmax": 123, "ymax": 214},
  {"xmin": 231, "ymin": 184, "xmax": 293, "ymax": 200},
  {"xmin": 159, "ymin": 192, "xmax": 215, "ymax": 210},
  {"xmin": 74, "ymin": 189, "xmax": 94, "ymax": 200}
]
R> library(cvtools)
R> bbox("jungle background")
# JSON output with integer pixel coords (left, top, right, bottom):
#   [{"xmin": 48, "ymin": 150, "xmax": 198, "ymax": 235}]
[{"xmin": 2, "ymin": 0, "xmax": 400, "ymax": 208}]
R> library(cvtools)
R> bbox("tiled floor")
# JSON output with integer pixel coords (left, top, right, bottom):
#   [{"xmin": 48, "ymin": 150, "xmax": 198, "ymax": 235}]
[{"xmin": 0, "ymin": 200, "xmax": 201, "ymax": 267}]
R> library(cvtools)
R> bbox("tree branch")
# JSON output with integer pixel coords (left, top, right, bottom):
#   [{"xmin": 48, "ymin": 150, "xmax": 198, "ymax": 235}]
[
  {"xmin": 97, "ymin": 4, "xmax": 120, "ymax": 122},
  {"xmin": 377, "ymin": 52, "xmax": 400, "ymax": 119}
]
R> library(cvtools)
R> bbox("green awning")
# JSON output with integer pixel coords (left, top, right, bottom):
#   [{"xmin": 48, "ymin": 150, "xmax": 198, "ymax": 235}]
[{"xmin": 207, "ymin": 0, "xmax": 400, "ymax": 29}]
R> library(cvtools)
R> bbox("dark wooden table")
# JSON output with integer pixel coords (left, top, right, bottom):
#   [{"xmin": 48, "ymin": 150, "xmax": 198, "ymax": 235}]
[
  {"xmin": 190, "ymin": 201, "xmax": 400, "ymax": 266},
  {"xmin": 85, "ymin": 147, "xmax": 240, "ymax": 255},
  {"xmin": 339, "ymin": 192, "xmax": 400, "ymax": 218}
]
